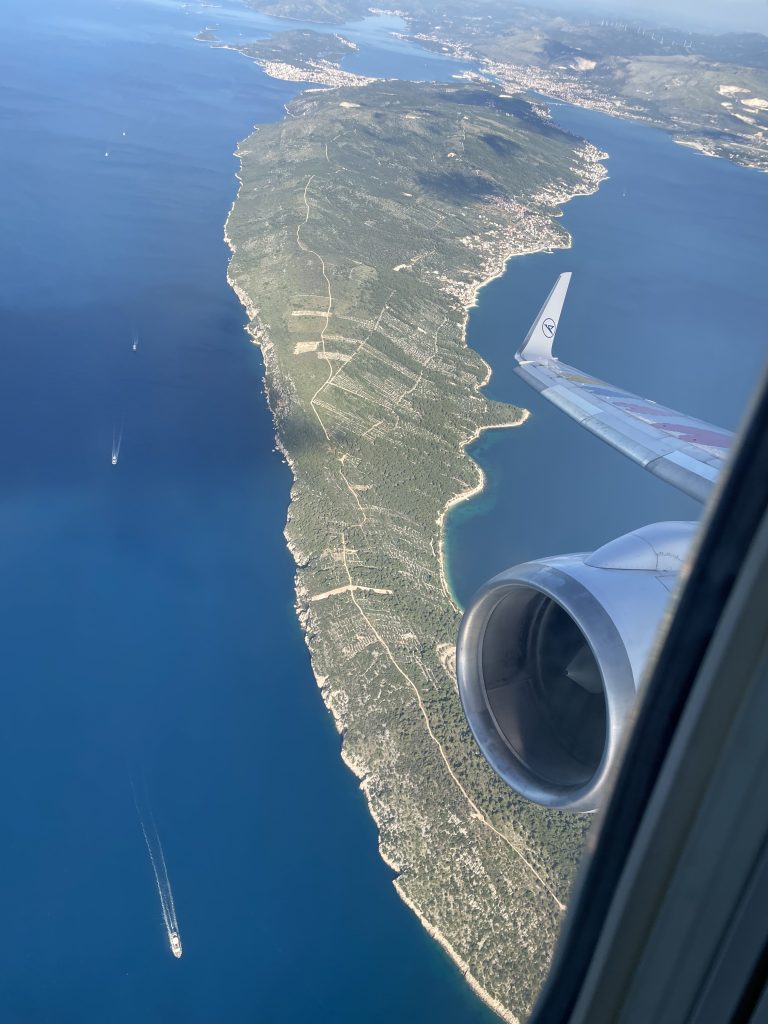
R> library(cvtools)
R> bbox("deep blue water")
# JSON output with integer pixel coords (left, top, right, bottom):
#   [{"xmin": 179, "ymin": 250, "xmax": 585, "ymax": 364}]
[
  {"xmin": 0, "ymin": 2, "xmax": 495, "ymax": 1021},
  {"xmin": 447, "ymin": 103, "xmax": 768, "ymax": 606}
]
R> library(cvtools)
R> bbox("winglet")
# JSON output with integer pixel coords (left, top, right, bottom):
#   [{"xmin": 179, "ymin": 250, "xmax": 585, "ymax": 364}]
[
  {"xmin": 516, "ymin": 271, "xmax": 571, "ymax": 363},
  {"xmin": 513, "ymin": 272, "xmax": 732, "ymax": 502}
]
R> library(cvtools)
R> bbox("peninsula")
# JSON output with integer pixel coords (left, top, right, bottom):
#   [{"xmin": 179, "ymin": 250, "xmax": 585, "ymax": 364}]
[
  {"xmin": 243, "ymin": 0, "xmax": 768, "ymax": 171},
  {"xmin": 226, "ymin": 79, "xmax": 605, "ymax": 1019}
]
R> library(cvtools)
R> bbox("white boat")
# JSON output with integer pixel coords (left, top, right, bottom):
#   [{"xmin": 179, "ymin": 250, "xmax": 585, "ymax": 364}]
[
  {"xmin": 112, "ymin": 425, "xmax": 122, "ymax": 465},
  {"xmin": 170, "ymin": 932, "xmax": 182, "ymax": 958}
]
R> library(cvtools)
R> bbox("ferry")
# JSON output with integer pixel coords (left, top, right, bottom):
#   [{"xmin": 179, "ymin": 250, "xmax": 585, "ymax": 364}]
[
  {"xmin": 112, "ymin": 426, "xmax": 122, "ymax": 465},
  {"xmin": 170, "ymin": 932, "xmax": 182, "ymax": 958}
]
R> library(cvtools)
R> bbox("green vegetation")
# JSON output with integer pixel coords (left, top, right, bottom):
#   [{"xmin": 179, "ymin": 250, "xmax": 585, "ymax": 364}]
[
  {"xmin": 243, "ymin": 0, "xmax": 768, "ymax": 170},
  {"xmin": 232, "ymin": 28, "xmax": 357, "ymax": 69},
  {"xmin": 444, "ymin": 12, "xmax": 768, "ymax": 171},
  {"xmin": 227, "ymin": 78, "xmax": 605, "ymax": 1019},
  {"xmin": 244, "ymin": 0, "xmax": 360, "ymax": 23}
]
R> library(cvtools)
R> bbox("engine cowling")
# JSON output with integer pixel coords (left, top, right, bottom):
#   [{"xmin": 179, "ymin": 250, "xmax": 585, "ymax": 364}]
[{"xmin": 456, "ymin": 522, "xmax": 697, "ymax": 811}]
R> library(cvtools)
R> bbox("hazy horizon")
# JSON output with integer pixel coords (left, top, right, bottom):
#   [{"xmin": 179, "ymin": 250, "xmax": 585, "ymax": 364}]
[{"xmin": 518, "ymin": 0, "xmax": 768, "ymax": 35}]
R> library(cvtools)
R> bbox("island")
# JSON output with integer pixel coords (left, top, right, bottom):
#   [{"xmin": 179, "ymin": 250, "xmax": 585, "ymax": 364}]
[
  {"xmin": 226, "ymin": 78, "xmax": 605, "ymax": 1020},
  {"xmin": 242, "ymin": 0, "xmax": 768, "ymax": 171},
  {"xmin": 208, "ymin": 28, "xmax": 373, "ymax": 87}
]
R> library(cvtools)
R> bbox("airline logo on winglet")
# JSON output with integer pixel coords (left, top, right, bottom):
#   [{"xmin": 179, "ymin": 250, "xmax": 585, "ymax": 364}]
[
  {"xmin": 516, "ymin": 271, "xmax": 571, "ymax": 363},
  {"xmin": 514, "ymin": 272, "xmax": 733, "ymax": 504}
]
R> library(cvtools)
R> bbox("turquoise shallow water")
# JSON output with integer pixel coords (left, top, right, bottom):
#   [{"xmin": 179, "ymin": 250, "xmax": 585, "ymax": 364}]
[
  {"xmin": 0, "ymin": 2, "xmax": 495, "ymax": 1020},
  {"xmin": 446, "ymin": 102, "xmax": 767, "ymax": 607}
]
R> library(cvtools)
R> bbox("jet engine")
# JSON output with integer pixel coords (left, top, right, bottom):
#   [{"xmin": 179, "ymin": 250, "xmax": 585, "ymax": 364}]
[{"xmin": 456, "ymin": 521, "xmax": 696, "ymax": 811}]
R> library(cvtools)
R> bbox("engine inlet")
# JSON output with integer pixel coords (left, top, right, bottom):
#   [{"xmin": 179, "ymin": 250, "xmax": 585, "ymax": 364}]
[
  {"xmin": 457, "ymin": 553, "xmax": 649, "ymax": 811},
  {"xmin": 482, "ymin": 590, "xmax": 607, "ymax": 790}
]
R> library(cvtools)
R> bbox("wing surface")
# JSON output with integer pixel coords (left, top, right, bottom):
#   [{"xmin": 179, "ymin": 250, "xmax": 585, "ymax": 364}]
[{"xmin": 514, "ymin": 273, "xmax": 733, "ymax": 503}]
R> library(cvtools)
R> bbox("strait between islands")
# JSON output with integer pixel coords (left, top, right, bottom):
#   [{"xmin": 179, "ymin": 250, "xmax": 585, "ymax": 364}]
[{"xmin": 225, "ymin": 79, "xmax": 605, "ymax": 1021}]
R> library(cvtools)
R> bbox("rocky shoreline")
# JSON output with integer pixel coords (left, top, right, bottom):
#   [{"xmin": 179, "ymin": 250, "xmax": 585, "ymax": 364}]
[{"xmin": 224, "ymin": 79, "xmax": 603, "ymax": 1019}]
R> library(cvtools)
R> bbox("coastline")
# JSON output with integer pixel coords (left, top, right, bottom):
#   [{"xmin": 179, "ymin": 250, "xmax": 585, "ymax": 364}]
[
  {"xmin": 395, "ymin": 882, "xmax": 521, "ymax": 1024},
  {"xmin": 436, "ymin": 412, "xmax": 529, "ymax": 613},
  {"xmin": 225, "ymin": 198, "xmax": 591, "ymax": 1024},
  {"xmin": 340, "ymin": 739, "xmax": 520, "ymax": 1023},
  {"xmin": 434, "ymin": 144, "xmax": 607, "ymax": 611},
  {"xmin": 224, "ymin": 80, "xmax": 607, "ymax": 1020},
  {"xmin": 198, "ymin": 32, "xmax": 376, "ymax": 88}
]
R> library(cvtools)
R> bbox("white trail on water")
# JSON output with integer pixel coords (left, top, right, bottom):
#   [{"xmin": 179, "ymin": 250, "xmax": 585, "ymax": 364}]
[
  {"xmin": 132, "ymin": 784, "xmax": 182, "ymax": 957},
  {"xmin": 112, "ymin": 424, "xmax": 123, "ymax": 464}
]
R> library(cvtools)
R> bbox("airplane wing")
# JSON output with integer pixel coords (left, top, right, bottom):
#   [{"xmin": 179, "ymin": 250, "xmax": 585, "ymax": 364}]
[{"xmin": 514, "ymin": 273, "xmax": 733, "ymax": 503}]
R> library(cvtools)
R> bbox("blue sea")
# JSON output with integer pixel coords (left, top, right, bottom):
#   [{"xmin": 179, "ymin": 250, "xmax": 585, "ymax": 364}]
[
  {"xmin": 0, "ymin": 1, "xmax": 765, "ymax": 1020},
  {"xmin": 0, "ymin": 2, "xmax": 492, "ymax": 1021},
  {"xmin": 446, "ymin": 104, "xmax": 767, "ymax": 606}
]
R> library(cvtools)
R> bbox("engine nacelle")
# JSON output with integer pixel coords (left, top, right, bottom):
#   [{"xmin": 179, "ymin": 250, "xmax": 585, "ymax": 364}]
[{"xmin": 456, "ymin": 522, "xmax": 697, "ymax": 811}]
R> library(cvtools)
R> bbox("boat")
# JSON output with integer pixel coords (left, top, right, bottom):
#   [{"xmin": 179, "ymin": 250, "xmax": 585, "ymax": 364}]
[
  {"xmin": 112, "ymin": 425, "xmax": 122, "ymax": 465},
  {"xmin": 170, "ymin": 932, "xmax": 182, "ymax": 958}
]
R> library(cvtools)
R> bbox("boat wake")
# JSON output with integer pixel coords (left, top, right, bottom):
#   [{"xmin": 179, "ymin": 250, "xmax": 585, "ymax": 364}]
[
  {"xmin": 132, "ymin": 781, "xmax": 183, "ymax": 958},
  {"xmin": 112, "ymin": 424, "xmax": 123, "ymax": 466}
]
